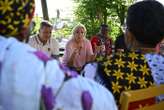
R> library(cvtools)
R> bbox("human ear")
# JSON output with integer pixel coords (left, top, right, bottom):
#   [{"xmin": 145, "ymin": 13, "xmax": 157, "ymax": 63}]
[{"xmin": 124, "ymin": 30, "xmax": 136, "ymax": 49}]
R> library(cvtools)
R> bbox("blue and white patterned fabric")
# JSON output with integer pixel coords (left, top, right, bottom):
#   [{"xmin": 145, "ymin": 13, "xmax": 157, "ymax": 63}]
[
  {"xmin": 145, "ymin": 54, "xmax": 164, "ymax": 85},
  {"xmin": 0, "ymin": 36, "xmax": 117, "ymax": 110},
  {"xmin": 145, "ymin": 53, "xmax": 164, "ymax": 101}
]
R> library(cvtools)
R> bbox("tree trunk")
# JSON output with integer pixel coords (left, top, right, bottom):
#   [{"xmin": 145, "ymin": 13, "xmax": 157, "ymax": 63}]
[{"xmin": 41, "ymin": 0, "xmax": 49, "ymax": 20}]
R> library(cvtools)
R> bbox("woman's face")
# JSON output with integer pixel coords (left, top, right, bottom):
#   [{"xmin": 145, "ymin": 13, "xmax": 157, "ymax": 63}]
[{"xmin": 74, "ymin": 27, "xmax": 85, "ymax": 43}]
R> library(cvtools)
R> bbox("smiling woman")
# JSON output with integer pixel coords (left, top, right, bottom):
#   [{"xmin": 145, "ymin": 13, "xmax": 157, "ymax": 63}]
[{"xmin": 35, "ymin": 0, "xmax": 74, "ymax": 18}]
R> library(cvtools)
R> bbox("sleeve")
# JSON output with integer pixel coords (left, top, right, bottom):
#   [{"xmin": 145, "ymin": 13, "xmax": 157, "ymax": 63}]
[
  {"xmin": 28, "ymin": 36, "xmax": 35, "ymax": 47},
  {"xmin": 62, "ymin": 41, "xmax": 72, "ymax": 65},
  {"xmin": 85, "ymin": 40, "xmax": 94, "ymax": 62},
  {"xmin": 90, "ymin": 36, "xmax": 99, "ymax": 53},
  {"xmin": 0, "ymin": 40, "xmax": 45, "ymax": 110},
  {"xmin": 86, "ymin": 39, "xmax": 94, "ymax": 56},
  {"xmin": 106, "ymin": 38, "xmax": 113, "ymax": 54}
]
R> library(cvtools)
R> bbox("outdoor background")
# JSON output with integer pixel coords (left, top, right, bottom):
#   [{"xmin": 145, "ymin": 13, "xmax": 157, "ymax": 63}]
[{"xmin": 33, "ymin": 0, "xmax": 164, "ymax": 41}]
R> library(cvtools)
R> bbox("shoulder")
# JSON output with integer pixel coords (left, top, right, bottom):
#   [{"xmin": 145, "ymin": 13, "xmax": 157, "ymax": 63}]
[
  {"xmin": 91, "ymin": 35, "xmax": 100, "ymax": 43},
  {"xmin": 50, "ymin": 37, "xmax": 59, "ymax": 44},
  {"xmin": 51, "ymin": 37, "xmax": 58, "ymax": 42},
  {"xmin": 65, "ymin": 39, "xmax": 74, "ymax": 47},
  {"xmin": 82, "ymin": 39, "xmax": 92, "ymax": 47},
  {"xmin": 91, "ymin": 35, "xmax": 99, "ymax": 40},
  {"xmin": 84, "ymin": 39, "xmax": 90, "ymax": 43},
  {"xmin": 28, "ymin": 34, "xmax": 38, "ymax": 42},
  {"xmin": 145, "ymin": 53, "xmax": 164, "ymax": 71},
  {"xmin": 145, "ymin": 53, "xmax": 164, "ymax": 85},
  {"xmin": 29, "ymin": 34, "xmax": 37, "ymax": 39},
  {"xmin": 0, "ymin": 35, "xmax": 7, "ymax": 47},
  {"xmin": 0, "ymin": 37, "xmax": 45, "ymax": 68},
  {"xmin": 107, "ymin": 36, "xmax": 112, "ymax": 41}
]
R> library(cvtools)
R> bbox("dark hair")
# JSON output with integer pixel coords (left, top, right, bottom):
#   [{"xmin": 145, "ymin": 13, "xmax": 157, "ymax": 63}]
[
  {"xmin": 115, "ymin": 34, "xmax": 127, "ymax": 50},
  {"xmin": 100, "ymin": 24, "xmax": 108, "ymax": 28},
  {"xmin": 40, "ymin": 20, "xmax": 53, "ymax": 29},
  {"xmin": 100, "ymin": 24, "xmax": 110, "ymax": 31},
  {"xmin": 126, "ymin": 0, "xmax": 164, "ymax": 47}
]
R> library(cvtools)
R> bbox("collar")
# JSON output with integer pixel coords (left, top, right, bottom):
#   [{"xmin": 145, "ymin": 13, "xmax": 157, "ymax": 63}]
[{"xmin": 36, "ymin": 34, "xmax": 50, "ymax": 46}]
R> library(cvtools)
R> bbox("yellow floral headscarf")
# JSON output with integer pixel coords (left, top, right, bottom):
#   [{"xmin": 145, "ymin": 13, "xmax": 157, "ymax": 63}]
[{"xmin": 0, "ymin": 0, "xmax": 35, "ymax": 39}]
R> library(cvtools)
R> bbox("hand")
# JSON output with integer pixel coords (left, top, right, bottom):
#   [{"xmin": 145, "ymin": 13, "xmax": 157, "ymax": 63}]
[
  {"xmin": 67, "ymin": 46, "xmax": 82, "ymax": 67},
  {"xmin": 72, "ymin": 48, "xmax": 79, "ymax": 55},
  {"xmin": 94, "ymin": 44, "xmax": 101, "ymax": 54},
  {"xmin": 74, "ymin": 44, "xmax": 82, "ymax": 55},
  {"xmin": 100, "ymin": 45, "xmax": 105, "ymax": 52}
]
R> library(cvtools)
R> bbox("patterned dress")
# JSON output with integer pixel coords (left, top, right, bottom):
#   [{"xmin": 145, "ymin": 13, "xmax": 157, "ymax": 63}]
[
  {"xmin": 91, "ymin": 34, "xmax": 113, "ymax": 55},
  {"xmin": 94, "ymin": 51, "xmax": 154, "ymax": 104}
]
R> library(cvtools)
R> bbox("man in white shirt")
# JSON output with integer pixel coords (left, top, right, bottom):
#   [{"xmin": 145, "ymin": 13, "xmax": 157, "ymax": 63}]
[{"xmin": 28, "ymin": 20, "xmax": 59, "ymax": 58}]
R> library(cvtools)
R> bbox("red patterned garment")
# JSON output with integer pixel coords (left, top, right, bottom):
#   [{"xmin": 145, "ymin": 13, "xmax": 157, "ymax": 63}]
[{"xmin": 91, "ymin": 34, "xmax": 113, "ymax": 55}]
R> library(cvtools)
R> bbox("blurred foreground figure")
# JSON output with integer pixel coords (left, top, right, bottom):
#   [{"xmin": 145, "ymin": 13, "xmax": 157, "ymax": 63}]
[{"xmin": 0, "ymin": 0, "xmax": 117, "ymax": 110}]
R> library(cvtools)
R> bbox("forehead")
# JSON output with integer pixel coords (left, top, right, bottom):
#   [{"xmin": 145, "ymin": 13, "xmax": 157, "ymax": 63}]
[
  {"xmin": 76, "ymin": 27, "xmax": 84, "ymax": 31},
  {"xmin": 101, "ymin": 26, "xmax": 108, "ymax": 30},
  {"xmin": 41, "ymin": 26, "xmax": 52, "ymax": 30},
  {"xmin": 40, "ymin": 26, "xmax": 52, "ymax": 32}
]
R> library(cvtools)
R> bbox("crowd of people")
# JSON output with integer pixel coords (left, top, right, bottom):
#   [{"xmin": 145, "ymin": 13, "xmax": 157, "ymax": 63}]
[{"xmin": 0, "ymin": 0, "xmax": 164, "ymax": 110}]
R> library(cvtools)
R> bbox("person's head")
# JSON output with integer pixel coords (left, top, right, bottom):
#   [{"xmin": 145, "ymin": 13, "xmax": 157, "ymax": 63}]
[
  {"xmin": 72, "ymin": 24, "xmax": 87, "ymax": 43},
  {"xmin": 39, "ymin": 20, "xmax": 53, "ymax": 42},
  {"xmin": 100, "ymin": 24, "xmax": 110, "ymax": 37},
  {"xmin": 0, "ymin": 0, "xmax": 35, "ymax": 41},
  {"xmin": 125, "ymin": 0, "xmax": 164, "ymax": 49}
]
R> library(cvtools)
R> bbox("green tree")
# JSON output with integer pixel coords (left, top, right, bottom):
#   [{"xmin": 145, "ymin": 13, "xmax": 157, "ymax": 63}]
[{"xmin": 73, "ymin": 0, "xmax": 135, "ymax": 39}]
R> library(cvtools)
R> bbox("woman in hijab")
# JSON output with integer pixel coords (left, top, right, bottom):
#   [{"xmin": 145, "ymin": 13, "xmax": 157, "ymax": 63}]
[{"xmin": 62, "ymin": 24, "xmax": 94, "ymax": 72}]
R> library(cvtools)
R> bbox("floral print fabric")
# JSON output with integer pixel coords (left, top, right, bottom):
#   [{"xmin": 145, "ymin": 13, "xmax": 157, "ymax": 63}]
[{"xmin": 95, "ymin": 51, "xmax": 154, "ymax": 104}]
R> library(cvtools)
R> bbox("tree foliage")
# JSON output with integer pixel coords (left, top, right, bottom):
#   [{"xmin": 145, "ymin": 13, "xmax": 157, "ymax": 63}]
[{"xmin": 73, "ymin": 0, "xmax": 135, "ymax": 40}]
